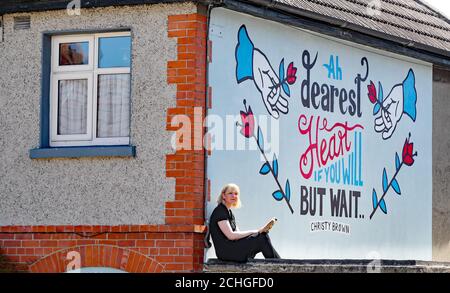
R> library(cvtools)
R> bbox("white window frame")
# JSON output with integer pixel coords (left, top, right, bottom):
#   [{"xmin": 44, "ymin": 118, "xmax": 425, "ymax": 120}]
[
  {"xmin": 50, "ymin": 32, "xmax": 131, "ymax": 147},
  {"xmin": 50, "ymin": 73, "xmax": 93, "ymax": 142},
  {"xmin": 52, "ymin": 35, "xmax": 94, "ymax": 72}
]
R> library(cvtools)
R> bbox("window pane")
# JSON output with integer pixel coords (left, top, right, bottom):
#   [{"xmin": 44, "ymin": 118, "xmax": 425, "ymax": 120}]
[
  {"xmin": 98, "ymin": 36, "xmax": 131, "ymax": 68},
  {"xmin": 59, "ymin": 42, "xmax": 89, "ymax": 65},
  {"xmin": 97, "ymin": 74, "xmax": 130, "ymax": 138},
  {"xmin": 58, "ymin": 79, "xmax": 88, "ymax": 135}
]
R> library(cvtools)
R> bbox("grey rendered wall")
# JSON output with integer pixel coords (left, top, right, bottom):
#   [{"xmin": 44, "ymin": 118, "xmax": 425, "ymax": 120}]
[
  {"xmin": 0, "ymin": 3, "xmax": 196, "ymax": 225},
  {"xmin": 432, "ymin": 67, "xmax": 450, "ymax": 262}
]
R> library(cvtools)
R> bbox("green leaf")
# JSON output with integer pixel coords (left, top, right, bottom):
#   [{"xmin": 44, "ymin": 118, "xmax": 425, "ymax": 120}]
[
  {"xmin": 395, "ymin": 153, "xmax": 401, "ymax": 171},
  {"xmin": 257, "ymin": 127, "xmax": 264, "ymax": 151},
  {"xmin": 285, "ymin": 179, "xmax": 291, "ymax": 202},
  {"xmin": 272, "ymin": 190, "xmax": 284, "ymax": 201},
  {"xmin": 379, "ymin": 198, "xmax": 387, "ymax": 214},
  {"xmin": 259, "ymin": 163, "xmax": 270, "ymax": 175},
  {"xmin": 372, "ymin": 189, "xmax": 378, "ymax": 210},
  {"xmin": 282, "ymin": 82, "xmax": 290, "ymax": 97},
  {"xmin": 279, "ymin": 59, "xmax": 285, "ymax": 82},
  {"xmin": 382, "ymin": 168, "xmax": 388, "ymax": 193},
  {"xmin": 378, "ymin": 81, "xmax": 384, "ymax": 103},
  {"xmin": 272, "ymin": 153, "xmax": 278, "ymax": 178},
  {"xmin": 392, "ymin": 178, "xmax": 401, "ymax": 195},
  {"xmin": 373, "ymin": 103, "xmax": 381, "ymax": 115}
]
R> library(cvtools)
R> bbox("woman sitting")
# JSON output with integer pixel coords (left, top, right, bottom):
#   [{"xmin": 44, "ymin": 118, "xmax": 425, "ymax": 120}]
[{"xmin": 207, "ymin": 183, "xmax": 280, "ymax": 262}]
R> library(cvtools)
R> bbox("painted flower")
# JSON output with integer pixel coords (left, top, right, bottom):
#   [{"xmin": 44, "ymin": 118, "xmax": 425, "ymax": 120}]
[
  {"xmin": 402, "ymin": 136, "xmax": 415, "ymax": 166},
  {"xmin": 240, "ymin": 106, "xmax": 255, "ymax": 138},
  {"xmin": 368, "ymin": 81, "xmax": 377, "ymax": 104},
  {"xmin": 286, "ymin": 62, "xmax": 297, "ymax": 85}
]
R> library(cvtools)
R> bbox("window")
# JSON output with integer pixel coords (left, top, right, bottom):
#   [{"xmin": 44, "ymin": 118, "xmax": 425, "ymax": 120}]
[{"xmin": 50, "ymin": 32, "xmax": 131, "ymax": 147}]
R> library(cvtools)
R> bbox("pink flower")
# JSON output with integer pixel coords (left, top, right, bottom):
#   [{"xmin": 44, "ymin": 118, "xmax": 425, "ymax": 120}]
[
  {"xmin": 368, "ymin": 81, "xmax": 377, "ymax": 104},
  {"xmin": 286, "ymin": 62, "xmax": 297, "ymax": 85},
  {"xmin": 402, "ymin": 136, "xmax": 415, "ymax": 166},
  {"xmin": 240, "ymin": 106, "xmax": 255, "ymax": 138}
]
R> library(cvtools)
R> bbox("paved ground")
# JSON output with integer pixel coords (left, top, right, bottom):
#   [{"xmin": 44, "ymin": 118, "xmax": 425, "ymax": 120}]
[{"xmin": 204, "ymin": 259, "xmax": 450, "ymax": 273}]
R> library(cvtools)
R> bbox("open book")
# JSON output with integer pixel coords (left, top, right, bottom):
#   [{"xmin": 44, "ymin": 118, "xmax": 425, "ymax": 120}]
[{"xmin": 262, "ymin": 217, "xmax": 277, "ymax": 233}]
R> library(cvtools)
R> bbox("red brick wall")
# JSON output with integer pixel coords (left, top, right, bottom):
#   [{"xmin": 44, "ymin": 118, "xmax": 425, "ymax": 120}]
[
  {"xmin": 0, "ymin": 11, "xmax": 208, "ymax": 273},
  {"xmin": 0, "ymin": 225, "xmax": 205, "ymax": 272},
  {"xmin": 165, "ymin": 13, "xmax": 207, "ymax": 226}
]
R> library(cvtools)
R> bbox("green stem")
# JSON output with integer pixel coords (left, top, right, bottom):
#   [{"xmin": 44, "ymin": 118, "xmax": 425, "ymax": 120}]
[
  {"xmin": 375, "ymin": 99, "xmax": 391, "ymax": 115},
  {"xmin": 253, "ymin": 134, "xmax": 294, "ymax": 214},
  {"xmin": 370, "ymin": 162, "xmax": 403, "ymax": 220},
  {"xmin": 370, "ymin": 151, "xmax": 417, "ymax": 219}
]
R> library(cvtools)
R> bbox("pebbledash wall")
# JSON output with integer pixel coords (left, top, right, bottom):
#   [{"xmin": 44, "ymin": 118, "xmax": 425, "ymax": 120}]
[
  {"xmin": 1, "ymin": 1, "xmax": 450, "ymax": 273},
  {"xmin": 0, "ymin": 3, "xmax": 208, "ymax": 272}
]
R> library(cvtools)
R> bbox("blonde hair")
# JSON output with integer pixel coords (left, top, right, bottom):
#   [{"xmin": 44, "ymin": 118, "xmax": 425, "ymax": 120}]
[{"xmin": 217, "ymin": 183, "xmax": 242, "ymax": 209}]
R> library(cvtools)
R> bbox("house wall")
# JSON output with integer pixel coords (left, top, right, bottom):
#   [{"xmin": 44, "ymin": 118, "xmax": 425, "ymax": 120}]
[
  {"xmin": 206, "ymin": 7, "xmax": 434, "ymax": 261},
  {"xmin": 432, "ymin": 67, "xmax": 450, "ymax": 262},
  {"xmin": 0, "ymin": 3, "xmax": 195, "ymax": 225},
  {"xmin": 0, "ymin": 3, "xmax": 208, "ymax": 272},
  {"xmin": 0, "ymin": 1, "xmax": 448, "ymax": 271}
]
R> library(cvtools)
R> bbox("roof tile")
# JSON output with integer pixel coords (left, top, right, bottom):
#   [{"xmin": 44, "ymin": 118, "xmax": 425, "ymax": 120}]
[{"xmin": 275, "ymin": 0, "xmax": 450, "ymax": 52}]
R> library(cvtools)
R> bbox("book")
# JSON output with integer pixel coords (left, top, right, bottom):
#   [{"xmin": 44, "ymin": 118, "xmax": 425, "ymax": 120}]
[{"xmin": 262, "ymin": 217, "xmax": 277, "ymax": 232}]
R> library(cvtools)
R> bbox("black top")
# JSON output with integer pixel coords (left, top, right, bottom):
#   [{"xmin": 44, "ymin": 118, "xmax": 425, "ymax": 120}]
[{"xmin": 209, "ymin": 203, "xmax": 236, "ymax": 257}]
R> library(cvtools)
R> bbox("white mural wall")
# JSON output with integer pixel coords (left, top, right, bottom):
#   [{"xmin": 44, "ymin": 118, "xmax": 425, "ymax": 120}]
[{"xmin": 206, "ymin": 8, "xmax": 432, "ymax": 260}]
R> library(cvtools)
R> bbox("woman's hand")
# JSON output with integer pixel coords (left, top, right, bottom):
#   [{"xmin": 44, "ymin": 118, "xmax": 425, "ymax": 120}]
[
  {"xmin": 218, "ymin": 220, "xmax": 259, "ymax": 241},
  {"xmin": 260, "ymin": 218, "xmax": 277, "ymax": 233}
]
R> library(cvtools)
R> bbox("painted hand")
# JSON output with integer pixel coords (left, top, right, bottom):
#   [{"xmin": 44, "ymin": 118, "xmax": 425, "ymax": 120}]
[
  {"xmin": 252, "ymin": 49, "xmax": 289, "ymax": 119},
  {"xmin": 374, "ymin": 84, "xmax": 404, "ymax": 140},
  {"xmin": 373, "ymin": 69, "xmax": 417, "ymax": 140}
]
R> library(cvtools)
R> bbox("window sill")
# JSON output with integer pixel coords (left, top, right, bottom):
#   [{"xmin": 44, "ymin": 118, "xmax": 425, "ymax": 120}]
[{"xmin": 29, "ymin": 145, "xmax": 136, "ymax": 159}]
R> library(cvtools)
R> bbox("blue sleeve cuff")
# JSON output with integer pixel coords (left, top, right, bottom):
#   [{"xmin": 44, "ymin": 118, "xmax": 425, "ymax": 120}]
[
  {"xmin": 235, "ymin": 25, "xmax": 254, "ymax": 83},
  {"xmin": 402, "ymin": 69, "xmax": 417, "ymax": 122}
]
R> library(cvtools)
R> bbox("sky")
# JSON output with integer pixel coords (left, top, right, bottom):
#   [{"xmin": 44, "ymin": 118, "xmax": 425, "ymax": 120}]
[{"xmin": 422, "ymin": 0, "xmax": 450, "ymax": 18}]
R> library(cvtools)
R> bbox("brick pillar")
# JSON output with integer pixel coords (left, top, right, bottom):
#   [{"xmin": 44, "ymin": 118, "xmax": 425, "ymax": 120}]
[{"xmin": 166, "ymin": 12, "xmax": 208, "ymax": 272}]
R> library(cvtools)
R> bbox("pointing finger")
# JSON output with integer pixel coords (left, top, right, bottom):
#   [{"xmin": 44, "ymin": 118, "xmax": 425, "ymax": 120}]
[
  {"xmin": 277, "ymin": 94, "xmax": 288, "ymax": 107},
  {"xmin": 260, "ymin": 92, "xmax": 279, "ymax": 119},
  {"xmin": 374, "ymin": 115, "xmax": 385, "ymax": 132},
  {"xmin": 381, "ymin": 109, "xmax": 392, "ymax": 129},
  {"xmin": 382, "ymin": 95, "xmax": 393, "ymax": 109},
  {"xmin": 267, "ymin": 86, "xmax": 278, "ymax": 105},
  {"xmin": 382, "ymin": 124, "xmax": 396, "ymax": 139},
  {"xmin": 275, "ymin": 98, "xmax": 288, "ymax": 114}
]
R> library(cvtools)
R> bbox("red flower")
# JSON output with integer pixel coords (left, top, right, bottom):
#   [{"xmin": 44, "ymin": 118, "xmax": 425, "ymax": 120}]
[
  {"xmin": 240, "ymin": 106, "xmax": 255, "ymax": 138},
  {"xmin": 402, "ymin": 136, "xmax": 415, "ymax": 166},
  {"xmin": 368, "ymin": 81, "xmax": 377, "ymax": 104},
  {"xmin": 286, "ymin": 62, "xmax": 297, "ymax": 85}
]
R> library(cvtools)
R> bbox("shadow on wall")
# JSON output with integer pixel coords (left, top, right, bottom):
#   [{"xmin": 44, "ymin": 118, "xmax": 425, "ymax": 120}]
[
  {"xmin": 432, "ymin": 67, "xmax": 450, "ymax": 262},
  {"xmin": 0, "ymin": 253, "xmax": 20, "ymax": 273}
]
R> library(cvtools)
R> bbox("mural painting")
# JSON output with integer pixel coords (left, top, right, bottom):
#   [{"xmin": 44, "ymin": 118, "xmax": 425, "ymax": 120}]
[{"xmin": 207, "ymin": 8, "xmax": 432, "ymax": 260}]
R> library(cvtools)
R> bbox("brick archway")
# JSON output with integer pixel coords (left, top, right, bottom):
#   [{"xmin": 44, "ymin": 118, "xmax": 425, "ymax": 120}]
[{"xmin": 29, "ymin": 245, "xmax": 164, "ymax": 273}]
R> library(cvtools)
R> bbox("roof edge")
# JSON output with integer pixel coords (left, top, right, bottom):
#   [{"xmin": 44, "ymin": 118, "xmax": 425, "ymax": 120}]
[
  {"xmin": 0, "ymin": 0, "xmax": 188, "ymax": 14},
  {"xmin": 219, "ymin": 0, "xmax": 450, "ymax": 67},
  {"xmin": 238, "ymin": 0, "xmax": 450, "ymax": 62},
  {"xmin": 413, "ymin": 0, "xmax": 450, "ymax": 25},
  {"xmin": 1, "ymin": 0, "xmax": 450, "ymax": 66}
]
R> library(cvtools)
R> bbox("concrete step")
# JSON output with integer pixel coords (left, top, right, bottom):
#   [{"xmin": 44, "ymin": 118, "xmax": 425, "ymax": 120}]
[{"xmin": 204, "ymin": 259, "xmax": 450, "ymax": 273}]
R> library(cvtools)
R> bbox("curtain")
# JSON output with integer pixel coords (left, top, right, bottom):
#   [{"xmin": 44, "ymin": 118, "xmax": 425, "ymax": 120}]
[
  {"xmin": 58, "ymin": 79, "xmax": 88, "ymax": 135},
  {"xmin": 97, "ymin": 74, "xmax": 130, "ymax": 138}
]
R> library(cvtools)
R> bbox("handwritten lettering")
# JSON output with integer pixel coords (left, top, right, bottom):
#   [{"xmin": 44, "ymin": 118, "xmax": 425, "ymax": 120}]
[
  {"xmin": 301, "ymin": 50, "xmax": 368, "ymax": 117},
  {"xmin": 298, "ymin": 114, "xmax": 364, "ymax": 179}
]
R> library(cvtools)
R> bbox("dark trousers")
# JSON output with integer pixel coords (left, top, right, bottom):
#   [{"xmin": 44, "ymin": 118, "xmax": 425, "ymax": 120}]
[{"xmin": 217, "ymin": 232, "xmax": 280, "ymax": 263}]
